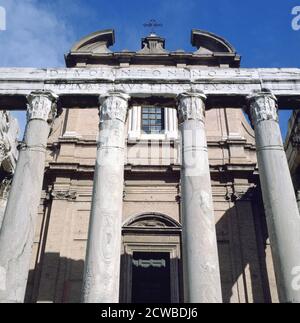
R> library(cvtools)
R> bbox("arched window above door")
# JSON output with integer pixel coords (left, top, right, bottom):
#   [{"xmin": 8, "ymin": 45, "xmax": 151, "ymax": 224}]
[{"xmin": 122, "ymin": 212, "xmax": 182, "ymax": 234}]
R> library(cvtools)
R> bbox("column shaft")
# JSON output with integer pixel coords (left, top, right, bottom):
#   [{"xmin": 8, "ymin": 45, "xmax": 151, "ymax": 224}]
[
  {"xmin": 247, "ymin": 90, "xmax": 300, "ymax": 303},
  {"xmin": 0, "ymin": 178, "xmax": 12, "ymax": 229},
  {"xmin": 82, "ymin": 91, "xmax": 129, "ymax": 303},
  {"xmin": 178, "ymin": 92, "xmax": 222, "ymax": 303},
  {"xmin": 0, "ymin": 91, "xmax": 58, "ymax": 303}
]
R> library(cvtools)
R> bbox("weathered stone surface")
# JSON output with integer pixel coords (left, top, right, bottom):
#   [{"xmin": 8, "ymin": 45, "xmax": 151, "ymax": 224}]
[
  {"xmin": 82, "ymin": 91, "xmax": 130, "ymax": 303},
  {"xmin": 0, "ymin": 91, "xmax": 58, "ymax": 303},
  {"xmin": 247, "ymin": 90, "xmax": 300, "ymax": 303},
  {"xmin": 0, "ymin": 111, "xmax": 19, "ymax": 172},
  {"xmin": 23, "ymin": 97, "xmax": 272, "ymax": 304},
  {"xmin": 0, "ymin": 111, "xmax": 19, "ymax": 228},
  {"xmin": 178, "ymin": 92, "xmax": 222, "ymax": 303},
  {"xmin": 0, "ymin": 28, "xmax": 296, "ymax": 304},
  {"xmin": 285, "ymin": 110, "xmax": 300, "ymax": 214},
  {"xmin": 0, "ymin": 68, "xmax": 300, "ymax": 101},
  {"xmin": 0, "ymin": 178, "xmax": 12, "ymax": 228}
]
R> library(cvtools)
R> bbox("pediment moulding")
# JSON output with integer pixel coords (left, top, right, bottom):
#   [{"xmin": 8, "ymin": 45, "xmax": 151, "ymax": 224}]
[
  {"xmin": 70, "ymin": 29, "xmax": 115, "ymax": 54},
  {"xmin": 122, "ymin": 213, "xmax": 182, "ymax": 233},
  {"xmin": 65, "ymin": 29, "xmax": 241, "ymax": 67}
]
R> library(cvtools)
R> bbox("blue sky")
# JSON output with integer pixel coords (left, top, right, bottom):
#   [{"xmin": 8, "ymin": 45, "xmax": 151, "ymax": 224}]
[{"xmin": 0, "ymin": 0, "xmax": 299, "ymax": 138}]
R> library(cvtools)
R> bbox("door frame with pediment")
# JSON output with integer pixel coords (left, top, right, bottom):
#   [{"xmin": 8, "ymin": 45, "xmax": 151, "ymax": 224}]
[{"xmin": 120, "ymin": 213, "xmax": 182, "ymax": 303}]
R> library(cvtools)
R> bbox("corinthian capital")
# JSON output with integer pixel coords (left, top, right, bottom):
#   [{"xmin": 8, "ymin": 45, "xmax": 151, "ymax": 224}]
[
  {"xmin": 99, "ymin": 91, "xmax": 130, "ymax": 123},
  {"xmin": 177, "ymin": 92, "xmax": 207, "ymax": 124},
  {"xmin": 26, "ymin": 91, "xmax": 59, "ymax": 123},
  {"xmin": 246, "ymin": 89, "xmax": 278, "ymax": 126}
]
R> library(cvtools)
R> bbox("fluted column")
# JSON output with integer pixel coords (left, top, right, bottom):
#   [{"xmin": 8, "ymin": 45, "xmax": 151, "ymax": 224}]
[
  {"xmin": 178, "ymin": 92, "xmax": 222, "ymax": 303},
  {"xmin": 247, "ymin": 89, "xmax": 300, "ymax": 303},
  {"xmin": 0, "ymin": 91, "xmax": 58, "ymax": 303},
  {"xmin": 82, "ymin": 91, "xmax": 130, "ymax": 303}
]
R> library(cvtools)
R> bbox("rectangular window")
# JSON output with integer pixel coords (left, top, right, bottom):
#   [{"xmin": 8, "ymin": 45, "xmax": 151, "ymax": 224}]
[{"xmin": 141, "ymin": 107, "xmax": 165, "ymax": 134}]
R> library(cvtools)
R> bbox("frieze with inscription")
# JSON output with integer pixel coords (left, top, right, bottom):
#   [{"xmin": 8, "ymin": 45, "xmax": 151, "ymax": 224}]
[{"xmin": 0, "ymin": 67, "xmax": 300, "ymax": 100}]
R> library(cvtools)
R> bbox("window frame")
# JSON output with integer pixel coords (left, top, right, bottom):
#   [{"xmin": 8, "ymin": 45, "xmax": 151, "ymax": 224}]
[
  {"xmin": 127, "ymin": 105, "xmax": 178, "ymax": 141},
  {"xmin": 141, "ymin": 106, "xmax": 165, "ymax": 135}
]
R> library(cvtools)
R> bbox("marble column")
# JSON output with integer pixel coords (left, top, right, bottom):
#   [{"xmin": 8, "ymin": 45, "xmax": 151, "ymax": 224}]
[
  {"xmin": 0, "ymin": 178, "xmax": 12, "ymax": 229},
  {"xmin": 0, "ymin": 91, "xmax": 58, "ymax": 303},
  {"xmin": 82, "ymin": 91, "xmax": 130, "ymax": 303},
  {"xmin": 247, "ymin": 89, "xmax": 300, "ymax": 303},
  {"xmin": 178, "ymin": 92, "xmax": 222, "ymax": 303}
]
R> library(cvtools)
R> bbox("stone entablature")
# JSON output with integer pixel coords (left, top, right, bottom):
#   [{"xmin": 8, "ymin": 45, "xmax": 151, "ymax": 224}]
[{"xmin": 0, "ymin": 68, "xmax": 300, "ymax": 107}]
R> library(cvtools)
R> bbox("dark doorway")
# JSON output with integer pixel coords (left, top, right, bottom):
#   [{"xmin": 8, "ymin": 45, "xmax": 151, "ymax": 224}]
[{"xmin": 131, "ymin": 252, "xmax": 171, "ymax": 303}]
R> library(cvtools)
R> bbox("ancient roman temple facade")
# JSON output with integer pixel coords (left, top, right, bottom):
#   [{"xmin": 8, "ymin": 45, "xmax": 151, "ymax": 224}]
[{"xmin": 0, "ymin": 29, "xmax": 300, "ymax": 303}]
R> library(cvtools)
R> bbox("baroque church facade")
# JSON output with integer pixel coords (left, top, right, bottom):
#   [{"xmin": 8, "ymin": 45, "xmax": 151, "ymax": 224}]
[{"xmin": 0, "ymin": 29, "xmax": 299, "ymax": 303}]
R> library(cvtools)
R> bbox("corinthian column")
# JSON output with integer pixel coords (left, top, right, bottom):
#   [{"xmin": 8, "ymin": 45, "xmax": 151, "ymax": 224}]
[
  {"xmin": 82, "ymin": 91, "xmax": 130, "ymax": 303},
  {"xmin": 178, "ymin": 92, "xmax": 222, "ymax": 303},
  {"xmin": 247, "ymin": 89, "xmax": 300, "ymax": 303},
  {"xmin": 0, "ymin": 91, "xmax": 58, "ymax": 303}
]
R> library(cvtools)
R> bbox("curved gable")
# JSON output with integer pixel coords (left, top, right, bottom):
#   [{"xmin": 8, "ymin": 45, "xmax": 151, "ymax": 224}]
[
  {"xmin": 191, "ymin": 29, "xmax": 236, "ymax": 54},
  {"xmin": 70, "ymin": 29, "xmax": 115, "ymax": 54},
  {"xmin": 123, "ymin": 213, "xmax": 181, "ymax": 232}
]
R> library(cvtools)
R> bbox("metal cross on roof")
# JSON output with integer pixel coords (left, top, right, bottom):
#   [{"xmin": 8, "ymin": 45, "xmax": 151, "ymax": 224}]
[{"xmin": 143, "ymin": 19, "xmax": 163, "ymax": 34}]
